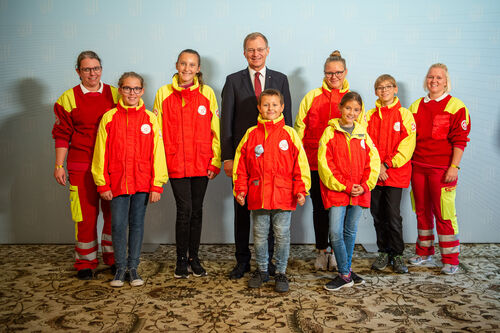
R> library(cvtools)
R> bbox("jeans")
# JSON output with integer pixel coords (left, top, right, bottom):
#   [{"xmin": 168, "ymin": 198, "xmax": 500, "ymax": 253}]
[
  {"xmin": 111, "ymin": 192, "xmax": 149, "ymax": 271},
  {"xmin": 170, "ymin": 177, "xmax": 209, "ymax": 259},
  {"xmin": 329, "ymin": 205, "xmax": 363, "ymax": 275},
  {"xmin": 251, "ymin": 209, "xmax": 291, "ymax": 274}
]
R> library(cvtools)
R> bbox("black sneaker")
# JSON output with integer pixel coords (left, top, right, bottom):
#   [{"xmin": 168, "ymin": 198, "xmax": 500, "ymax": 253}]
[
  {"xmin": 274, "ymin": 273, "xmax": 289, "ymax": 293},
  {"xmin": 350, "ymin": 271, "xmax": 365, "ymax": 285},
  {"xmin": 110, "ymin": 264, "xmax": 117, "ymax": 276},
  {"xmin": 174, "ymin": 257, "xmax": 189, "ymax": 279},
  {"xmin": 110, "ymin": 269, "xmax": 126, "ymax": 287},
  {"xmin": 392, "ymin": 255, "xmax": 409, "ymax": 274},
  {"xmin": 248, "ymin": 270, "xmax": 270, "ymax": 288},
  {"xmin": 188, "ymin": 257, "xmax": 207, "ymax": 277},
  {"xmin": 371, "ymin": 252, "xmax": 389, "ymax": 271},
  {"xmin": 228, "ymin": 262, "xmax": 250, "ymax": 280},
  {"xmin": 129, "ymin": 268, "xmax": 144, "ymax": 286},
  {"xmin": 77, "ymin": 268, "xmax": 93, "ymax": 280},
  {"xmin": 324, "ymin": 275, "xmax": 354, "ymax": 291}
]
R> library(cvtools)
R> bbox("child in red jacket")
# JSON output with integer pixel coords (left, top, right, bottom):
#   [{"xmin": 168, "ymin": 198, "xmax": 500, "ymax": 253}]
[
  {"xmin": 366, "ymin": 75, "xmax": 416, "ymax": 274},
  {"xmin": 92, "ymin": 72, "xmax": 168, "ymax": 287},
  {"xmin": 318, "ymin": 92, "xmax": 380, "ymax": 291},
  {"xmin": 233, "ymin": 89, "xmax": 311, "ymax": 293}
]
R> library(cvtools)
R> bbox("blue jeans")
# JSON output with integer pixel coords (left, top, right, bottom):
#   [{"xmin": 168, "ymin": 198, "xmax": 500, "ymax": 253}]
[
  {"xmin": 329, "ymin": 205, "xmax": 363, "ymax": 275},
  {"xmin": 251, "ymin": 209, "xmax": 291, "ymax": 274},
  {"xmin": 111, "ymin": 192, "xmax": 149, "ymax": 271}
]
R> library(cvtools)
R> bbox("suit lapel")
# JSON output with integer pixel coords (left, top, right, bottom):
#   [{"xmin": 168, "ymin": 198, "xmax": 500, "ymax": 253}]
[
  {"xmin": 241, "ymin": 69, "xmax": 254, "ymax": 95},
  {"xmin": 264, "ymin": 67, "xmax": 272, "ymax": 90}
]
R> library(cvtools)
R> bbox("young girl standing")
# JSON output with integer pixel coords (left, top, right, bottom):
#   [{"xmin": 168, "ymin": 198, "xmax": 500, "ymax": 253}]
[
  {"xmin": 318, "ymin": 92, "xmax": 380, "ymax": 291},
  {"xmin": 153, "ymin": 49, "xmax": 221, "ymax": 278},
  {"xmin": 92, "ymin": 72, "xmax": 168, "ymax": 287}
]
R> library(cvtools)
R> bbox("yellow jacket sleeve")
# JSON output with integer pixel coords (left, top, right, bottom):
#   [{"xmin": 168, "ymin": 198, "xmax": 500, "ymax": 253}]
[
  {"xmin": 148, "ymin": 111, "xmax": 168, "ymax": 190},
  {"xmin": 285, "ymin": 126, "xmax": 311, "ymax": 195},
  {"xmin": 317, "ymin": 127, "xmax": 347, "ymax": 192},
  {"xmin": 91, "ymin": 109, "xmax": 117, "ymax": 191},
  {"xmin": 202, "ymin": 85, "xmax": 222, "ymax": 173},
  {"xmin": 391, "ymin": 107, "xmax": 416, "ymax": 168},
  {"xmin": 294, "ymin": 88, "xmax": 322, "ymax": 140},
  {"xmin": 363, "ymin": 133, "xmax": 381, "ymax": 191},
  {"xmin": 232, "ymin": 127, "xmax": 254, "ymax": 197}
]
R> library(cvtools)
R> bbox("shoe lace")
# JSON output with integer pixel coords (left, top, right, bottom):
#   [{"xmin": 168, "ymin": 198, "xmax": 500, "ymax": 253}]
[{"xmin": 275, "ymin": 274, "xmax": 287, "ymax": 282}]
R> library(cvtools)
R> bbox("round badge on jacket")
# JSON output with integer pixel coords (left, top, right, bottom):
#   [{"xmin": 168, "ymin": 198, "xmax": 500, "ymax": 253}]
[
  {"xmin": 279, "ymin": 140, "xmax": 289, "ymax": 151},
  {"xmin": 393, "ymin": 122, "xmax": 401, "ymax": 132},
  {"xmin": 198, "ymin": 105, "xmax": 207, "ymax": 115},
  {"xmin": 255, "ymin": 144, "xmax": 264, "ymax": 157},
  {"xmin": 141, "ymin": 124, "xmax": 151, "ymax": 135},
  {"xmin": 360, "ymin": 139, "xmax": 366, "ymax": 149},
  {"xmin": 461, "ymin": 120, "xmax": 467, "ymax": 130}
]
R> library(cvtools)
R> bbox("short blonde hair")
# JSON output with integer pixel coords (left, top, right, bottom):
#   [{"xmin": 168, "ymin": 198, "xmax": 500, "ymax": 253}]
[
  {"xmin": 424, "ymin": 63, "xmax": 451, "ymax": 93},
  {"xmin": 374, "ymin": 74, "xmax": 397, "ymax": 91}
]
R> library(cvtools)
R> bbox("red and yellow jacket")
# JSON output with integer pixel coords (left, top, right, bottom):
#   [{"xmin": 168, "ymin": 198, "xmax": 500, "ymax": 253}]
[
  {"xmin": 366, "ymin": 97, "xmax": 416, "ymax": 188},
  {"xmin": 52, "ymin": 84, "xmax": 118, "ymax": 169},
  {"xmin": 318, "ymin": 119, "xmax": 380, "ymax": 208},
  {"xmin": 91, "ymin": 98, "xmax": 168, "ymax": 197},
  {"xmin": 294, "ymin": 79, "xmax": 366, "ymax": 170},
  {"xmin": 233, "ymin": 114, "xmax": 311, "ymax": 211},
  {"xmin": 409, "ymin": 94, "xmax": 470, "ymax": 167},
  {"xmin": 153, "ymin": 75, "xmax": 221, "ymax": 178}
]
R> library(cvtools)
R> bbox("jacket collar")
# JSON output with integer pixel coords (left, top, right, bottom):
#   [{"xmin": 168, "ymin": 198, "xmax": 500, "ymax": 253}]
[
  {"xmin": 375, "ymin": 96, "xmax": 401, "ymax": 119},
  {"xmin": 257, "ymin": 114, "xmax": 285, "ymax": 133},
  {"xmin": 328, "ymin": 118, "xmax": 366, "ymax": 137},
  {"xmin": 118, "ymin": 98, "xmax": 145, "ymax": 112},
  {"xmin": 172, "ymin": 74, "xmax": 200, "ymax": 93}
]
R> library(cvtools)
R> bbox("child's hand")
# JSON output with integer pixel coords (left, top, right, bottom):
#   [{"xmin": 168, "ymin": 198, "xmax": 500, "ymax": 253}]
[
  {"xmin": 236, "ymin": 192, "xmax": 246, "ymax": 206},
  {"xmin": 207, "ymin": 170, "xmax": 217, "ymax": 180},
  {"xmin": 150, "ymin": 191, "xmax": 161, "ymax": 203},
  {"xmin": 351, "ymin": 184, "xmax": 365, "ymax": 197},
  {"xmin": 297, "ymin": 193, "xmax": 305, "ymax": 206},
  {"xmin": 100, "ymin": 190, "xmax": 113, "ymax": 201},
  {"xmin": 378, "ymin": 163, "xmax": 389, "ymax": 181}
]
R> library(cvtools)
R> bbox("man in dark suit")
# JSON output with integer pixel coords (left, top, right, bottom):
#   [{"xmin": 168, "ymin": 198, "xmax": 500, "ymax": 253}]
[{"xmin": 221, "ymin": 32, "xmax": 292, "ymax": 279}]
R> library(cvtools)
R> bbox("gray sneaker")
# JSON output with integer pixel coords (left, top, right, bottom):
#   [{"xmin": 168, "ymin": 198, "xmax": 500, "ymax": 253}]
[
  {"xmin": 274, "ymin": 273, "xmax": 289, "ymax": 293},
  {"xmin": 248, "ymin": 270, "xmax": 270, "ymax": 288},
  {"xmin": 371, "ymin": 252, "xmax": 389, "ymax": 271},
  {"xmin": 392, "ymin": 255, "xmax": 409, "ymax": 274},
  {"xmin": 314, "ymin": 250, "xmax": 328, "ymax": 271}
]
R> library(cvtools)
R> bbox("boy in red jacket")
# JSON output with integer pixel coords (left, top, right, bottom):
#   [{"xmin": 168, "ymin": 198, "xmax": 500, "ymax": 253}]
[{"xmin": 233, "ymin": 89, "xmax": 311, "ymax": 293}]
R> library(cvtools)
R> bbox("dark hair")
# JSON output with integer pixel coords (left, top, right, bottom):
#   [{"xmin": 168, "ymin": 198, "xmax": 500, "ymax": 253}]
[
  {"xmin": 117, "ymin": 72, "xmax": 144, "ymax": 88},
  {"xmin": 339, "ymin": 91, "xmax": 363, "ymax": 108},
  {"xmin": 324, "ymin": 50, "xmax": 346, "ymax": 70},
  {"xmin": 76, "ymin": 50, "xmax": 101, "ymax": 70},
  {"xmin": 243, "ymin": 32, "xmax": 269, "ymax": 50},
  {"xmin": 177, "ymin": 49, "xmax": 203, "ymax": 89},
  {"xmin": 258, "ymin": 88, "xmax": 284, "ymax": 105}
]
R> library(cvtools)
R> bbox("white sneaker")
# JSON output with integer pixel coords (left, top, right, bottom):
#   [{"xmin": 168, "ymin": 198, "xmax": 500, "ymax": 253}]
[
  {"xmin": 314, "ymin": 250, "xmax": 328, "ymax": 271},
  {"xmin": 327, "ymin": 252, "xmax": 337, "ymax": 271},
  {"xmin": 441, "ymin": 264, "xmax": 459, "ymax": 275},
  {"xmin": 408, "ymin": 255, "xmax": 432, "ymax": 266}
]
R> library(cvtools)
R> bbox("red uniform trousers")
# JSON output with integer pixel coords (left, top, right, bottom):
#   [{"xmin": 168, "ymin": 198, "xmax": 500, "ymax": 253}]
[
  {"xmin": 411, "ymin": 163, "xmax": 460, "ymax": 265},
  {"xmin": 68, "ymin": 169, "xmax": 114, "ymax": 270}
]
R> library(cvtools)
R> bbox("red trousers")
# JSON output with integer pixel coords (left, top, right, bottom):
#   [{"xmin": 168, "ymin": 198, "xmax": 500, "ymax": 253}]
[
  {"xmin": 68, "ymin": 170, "xmax": 114, "ymax": 270},
  {"xmin": 411, "ymin": 163, "xmax": 460, "ymax": 265}
]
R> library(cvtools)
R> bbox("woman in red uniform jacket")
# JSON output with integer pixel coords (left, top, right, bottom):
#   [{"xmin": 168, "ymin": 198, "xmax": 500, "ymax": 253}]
[
  {"xmin": 153, "ymin": 49, "xmax": 221, "ymax": 279},
  {"xmin": 52, "ymin": 51, "xmax": 118, "ymax": 280},
  {"xmin": 294, "ymin": 50, "xmax": 364, "ymax": 272},
  {"xmin": 408, "ymin": 63, "xmax": 471, "ymax": 275}
]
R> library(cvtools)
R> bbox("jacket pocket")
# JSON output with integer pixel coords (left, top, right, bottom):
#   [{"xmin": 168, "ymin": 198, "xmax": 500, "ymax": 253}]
[
  {"xmin": 137, "ymin": 161, "xmax": 152, "ymax": 189},
  {"xmin": 247, "ymin": 177, "xmax": 262, "ymax": 207},
  {"xmin": 69, "ymin": 185, "xmax": 83, "ymax": 223},
  {"xmin": 431, "ymin": 114, "xmax": 450, "ymax": 140},
  {"xmin": 275, "ymin": 176, "xmax": 293, "ymax": 207}
]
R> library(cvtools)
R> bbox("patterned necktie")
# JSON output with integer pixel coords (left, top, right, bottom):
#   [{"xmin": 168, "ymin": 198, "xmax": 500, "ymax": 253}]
[{"xmin": 254, "ymin": 72, "xmax": 262, "ymax": 98}]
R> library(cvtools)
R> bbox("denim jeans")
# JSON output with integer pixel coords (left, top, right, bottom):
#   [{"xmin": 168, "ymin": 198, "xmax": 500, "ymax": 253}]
[
  {"xmin": 251, "ymin": 209, "xmax": 291, "ymax": 274},
  {"xmin": 111, "ymin": 192, "xmax": 149, "ymax": 271},
  {"xmin": 170, "ymin": 177, "xmax": 208, "ymax": 260},
  {"xmin": 329, "ymin": 205, "xmax": 363, "ymax": 275}
]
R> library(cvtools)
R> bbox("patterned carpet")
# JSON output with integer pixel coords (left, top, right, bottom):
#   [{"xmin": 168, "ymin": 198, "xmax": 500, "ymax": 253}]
[{"xmin": 0, "ymin": 244, "xmax": 499, "ymax": 332}]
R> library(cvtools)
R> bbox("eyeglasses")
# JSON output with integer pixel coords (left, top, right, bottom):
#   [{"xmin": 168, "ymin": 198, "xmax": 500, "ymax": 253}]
[
  {"xmin": 245, "ymin": 47, "xmax": 267, "ymax": 54},
  {"xmin": 376, "ymin": 85, "xmax": 394, "ymax": 92},
  {"xmin": 324, "ymin": 70, "xmax": 345, "ymax": 78},
  {"xmin": 79, "ymin": 66, "xmax": 102, "ymax": 73},
  {"xmin": 121, "ymin": 86, "xmax": 143, "ymax": 94}
]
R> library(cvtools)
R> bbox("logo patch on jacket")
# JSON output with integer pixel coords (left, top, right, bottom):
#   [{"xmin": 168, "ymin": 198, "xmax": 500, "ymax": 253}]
[
  {"xmin": 198, "ymin": 105, "xmax": 207, "ymax": 115},
  {"xmin": 253, "ymin": 179, "xmax": 259, "ymax": 186},
  {"xmin": 393, "ymin": 122, "xmax": 401, "ymax": 132},
  {"xmin": 141, "ymin": 124, "xmax": 151, "ymax": 134},
  {"xmin": 461, "ymin": 120, "xmax": 467, "ymax": 130},
  {"xmin": 279, "ymin": 140, "xmax": 289, "ymax": 151},
  {"xmin": 255, "ymin": 144, "xmax": 264, "ymax": 158}
]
